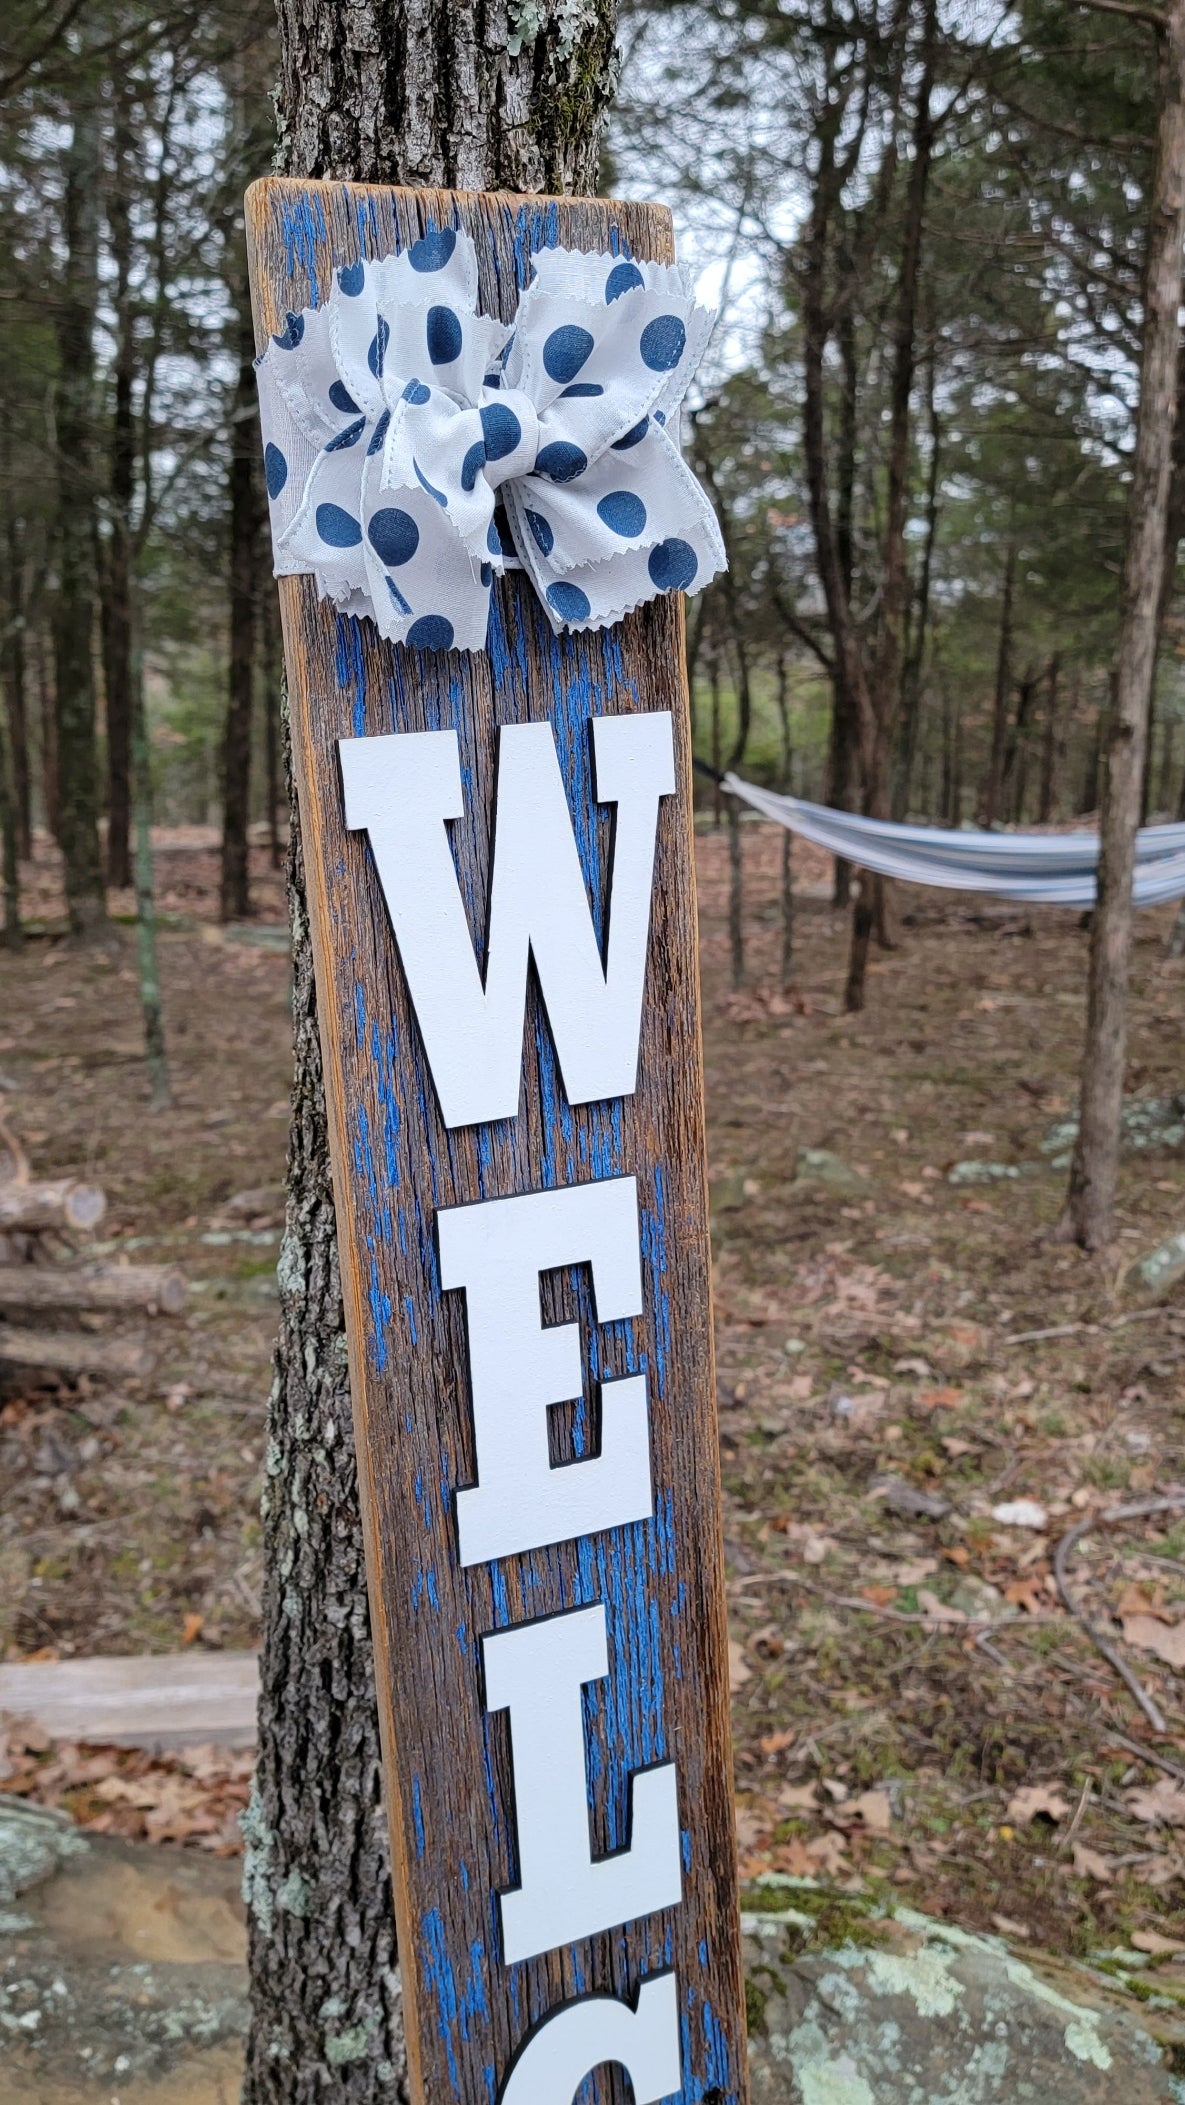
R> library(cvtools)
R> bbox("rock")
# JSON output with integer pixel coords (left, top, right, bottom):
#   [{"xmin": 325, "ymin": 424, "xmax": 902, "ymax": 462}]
[
  {"xmin": 869, "ymin": 1474, "xmax": 951, "ymax": 1522},
  {"xmin": 743, "ymin": 1879, "xmax": 1185, "ymax": 2103},
  {"xmin": 0, "ymin": 1822, "xmax": 247, "ymax": 2103},
  {"xmin": 0, "ymin": 1797, "xmax": 88, "ymax": 1909},
  {"xmin": 1042, "ymin": 1095, "xmax": 1185, "ymax": 1168},
  {"xmin": 1129, "ymin": 1229, "xmax": 1185, "ymax": 1298},
  {"xmin": 794, "ymin": 1149, "xmax": 870, "ymax": 1195},
  {"xmin": 991, "ymin": 1499, "xmax": 1049, "ymax": 1531}
]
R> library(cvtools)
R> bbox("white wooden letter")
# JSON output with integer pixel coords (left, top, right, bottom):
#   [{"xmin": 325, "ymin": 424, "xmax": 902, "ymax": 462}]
[
  {"xmin": 338, "ymin": 712, "xmax": 675, "ymax": 1128},
  {"xmin": 499, "ymin": 1975, "xmax": 681, "ymax": 2105},
  {"xmin": 438, "ymin": 1177, "xmax": 652, "ymax": 1567},
  {"xmin": 483, "ymin": 1604, "xmax": 681, "ymax": 1962}
]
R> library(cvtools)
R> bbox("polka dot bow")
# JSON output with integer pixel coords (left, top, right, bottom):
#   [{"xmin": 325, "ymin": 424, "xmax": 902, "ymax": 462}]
[{"xmin": 255, "ymin": 227, "xmax": 726, "ymax": 653}]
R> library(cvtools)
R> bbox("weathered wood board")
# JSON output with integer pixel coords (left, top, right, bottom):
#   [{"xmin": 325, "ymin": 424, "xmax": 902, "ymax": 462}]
[{"xmin": 246, "ymin": 178, "xmax": 745, "ymax": 2105}]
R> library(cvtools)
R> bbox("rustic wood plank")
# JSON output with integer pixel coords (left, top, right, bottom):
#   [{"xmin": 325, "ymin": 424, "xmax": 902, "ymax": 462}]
[
  {"xmin": 0, "ymin": 1652, "xmax": 259, "ymax": 1749},
  {"xmin": 246, "ymin": 179, "xmax": 746, "ymax": 2105}
]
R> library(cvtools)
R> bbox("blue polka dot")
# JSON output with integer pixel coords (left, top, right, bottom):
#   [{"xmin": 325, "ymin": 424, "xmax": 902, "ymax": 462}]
[
  {"xmin": 368, "ymin": 315, "xmax": 389, "ymax": 377},
  {"xmin": 407, "ymin": 615, "xmax": 454, "ymax": 651},
  {"xmin": 409, "ymin": 226, "xmax": 457, "ymax": 272},
  {"xmin": 480, "ymin": 562, "xmax": 493, "ymax": 587},
  {"xmin": 385, "ymin": 576, "xmax": 411, "ymax": 616},
  {"xmin": 525, "ymin": 509, "xmax": 554, "ymax": 556},
  {"xmin": 534, "ymin": 441, "xmax": 587, "ymax": 483},
  {"xmin": 561, "ymin": 382, "xmax": 603, "ymax": 398},
  {"xmin": 547, "ymin": 582, "xmax": 591, "ymax": 623},
  {"xmin": 597, "ymin": 490, "xmax": 647, "ymax": 538},
  {"xmin": 640, "ymin": 315, "xmax": 686, "ymax": 372},
  {"xmin": 325, "ymin": 417, "xmax": 365, "ymax": 451},
  {"xmin": 612, "ymin": 416, "xmax": 649, "ymax": 450},
  {"xmin": 329, "ymin": 380, "xmax": 360, "ymax": 414},
  {"xmin": 483, "ymin": 370, "xmax": 502, "ymax": 390},
  {"xmin": 480, "ymin": 403, "xmax": 522, "ymax": 461},
  {"xmin": 272, "ymin": 311, "xmax": 304, "ymax": 350},
  {"xmin": 316, "ymin": 503, "xmax": 362, "ymax": 548},
  {"xmin": 487, "ymin": 518, "xmax": 504, "ymax": 557},
  {"xmin": 414, "ymin": 460, "xmax": 448, "ymax": 507},
  {"xmin": 264, "ymin": 443, "xmax": 287, "ymax": 499},
  {"xmin": 402, "ymin": 377, "xmax": 431, "ymax": 405},
  {"xmin": 427, "ymin": 305, "xmax": 463, "ymax": 364},
  {"xmin": 542, "ymin": 324, "xmax": 594, "ymax": 384},
  {"xmin": 606, "ymin": 260, "xmax": 644, "ymax": 303},
  {"xmin": 338, "ymin": 261, "xmax": 366, "ymax": 296},
  {"xmin": 461, "ymin": 439, "xmax": 486, "ymax": 494},
  {"xmin": 648, "ymin": 537, "xmax": 698, "ymax": 591},
  {"xmin": 367, "ymin": 409, "xmax": 391, "ymax": 456},
  {"xmin": 368, "ymin": 507, "xmax": 419, "ymax": 567}
]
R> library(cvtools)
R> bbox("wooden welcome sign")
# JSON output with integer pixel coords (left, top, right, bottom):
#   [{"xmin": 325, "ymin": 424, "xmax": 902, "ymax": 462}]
[{"xmin": 245, "ymin": 179, "xmax": 746, "ymax": 2105}]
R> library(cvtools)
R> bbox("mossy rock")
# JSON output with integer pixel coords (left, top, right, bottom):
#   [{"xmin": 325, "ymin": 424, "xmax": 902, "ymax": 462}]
[{"xmin": 743, "ymin": 1877, "xmax": 1185, "ymax": 2103}]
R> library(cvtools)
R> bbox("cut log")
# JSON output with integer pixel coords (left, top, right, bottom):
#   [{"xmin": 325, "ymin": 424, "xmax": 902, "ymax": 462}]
[
  {"xmin": 0, "ymin": 1179, "xmax": 107, "ymax": 1234},
  {"xmin": 0, "ymin": 1325, "xmax": 152, "ymax": 1378},
  {"xmin": 0, "ymin": 1262, "xmax": 187, "ymax": 1316},
  {"xmin": 0, "ymin": 1650, "xmax": 259, "ymax": 1750}
]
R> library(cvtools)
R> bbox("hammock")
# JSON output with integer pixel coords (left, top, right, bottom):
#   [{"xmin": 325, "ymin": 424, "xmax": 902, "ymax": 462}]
[{"xmin": 722, "ymin": 775, "xmax": 1185, "ymax": 907}]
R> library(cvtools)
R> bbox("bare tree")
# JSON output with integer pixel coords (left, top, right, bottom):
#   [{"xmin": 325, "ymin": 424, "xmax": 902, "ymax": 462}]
[
  {"xmin": 244, "ymin": 4, "xmax": 620, "ymax": 2095},
  {"xmin": 1062, "ymin": 0, "xmax": 1185, "ymax": 1248}
]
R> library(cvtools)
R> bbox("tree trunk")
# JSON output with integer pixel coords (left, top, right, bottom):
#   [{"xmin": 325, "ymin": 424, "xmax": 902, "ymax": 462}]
[
  {"xmin": 843, "ymin": 0, "xmax": 935, "ymax": 1013},
  {"xmin": 1002, "ymin": 668, "xmax": 1038, "ymax": 824},
  {"xmin": 220, "ymin": 280, "xmax": 260, "ymax": 923},
  {"xmin": 981, "ymin": 539, "xmax": 1015, "ymax": 828},
  {"xmin": 892, "ymin": 333, "xmax": 940, "ymax": 822},
  {"xmin": 35, "ymin": 618, "xmax": 58, "ymax": 841},
  {"xmin": 1062, "ymin": 0, "xmax": 1185, "ymax": 1250},
  {"xmin": 2, "ymin": 436, "xmax": 31, "ymax": 862},
  {"xmin": 103, "ymin": 83, "xmax": 136, "ymax": 893},
  {"xmin": 776, "ymin": 655, "xmax": 794, "ymax": 983},
  {"xmin": 829, "ymin": 306, "xmax": 858, "ymax": 906},
  {"xmin": 727, "ymin": 798, "xmax": 744, "ymax": 989},
  {"xmin": 261, "ymin": 581, "xmax": 282, "ymax": 868},
  {"xmin": 246, "ymin": 6, "xmax": 620, "ymax": 2096},
  {"xmin": 1038, "ymin": 653, "xmax": 1060, "ymax": 823},
  {"xmin": 52, "ymin": 100, "xmax": 106, "ymax": 941},
  {"xmin": 0, "ymin": 688, "xmax": 20, "ymax": 951}
]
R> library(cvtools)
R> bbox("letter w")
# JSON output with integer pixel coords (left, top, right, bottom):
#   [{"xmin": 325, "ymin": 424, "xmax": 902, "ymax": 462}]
[{"xmin": 338, "ymin": 714, "xmax": 674, "ymax": 1130}]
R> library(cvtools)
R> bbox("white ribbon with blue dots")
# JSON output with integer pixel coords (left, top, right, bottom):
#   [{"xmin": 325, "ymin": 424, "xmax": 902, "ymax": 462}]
[{"xmin": 255, "ymin": 226, "xmax": 726, "ymax": 653}]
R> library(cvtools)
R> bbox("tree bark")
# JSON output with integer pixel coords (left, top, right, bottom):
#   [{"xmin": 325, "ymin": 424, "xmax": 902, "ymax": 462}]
[
  {"xmin": 246, "ymin": 7, "xmax": 620, "ymax": 2097},
  {"xmin": 52, "ymin": 99, "xmax": 107, "ymax": 940},
  {"xmin": 1062, "ymin": 0, "xmax": 1185, "ymax": 1250}
]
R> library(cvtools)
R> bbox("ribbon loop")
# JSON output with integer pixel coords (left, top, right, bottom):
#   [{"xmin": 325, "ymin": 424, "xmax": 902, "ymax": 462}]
[{"xmin": 256, "ymin": 229, "xmax": 725, "ymax": 654}]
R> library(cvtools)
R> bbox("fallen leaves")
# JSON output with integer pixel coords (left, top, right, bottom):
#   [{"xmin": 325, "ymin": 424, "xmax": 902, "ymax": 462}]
[
  {"xmin": 1006, "ymin": 1784, "xmax": 1070, "ymax": 1825},
  {"xmin": 1126, "ymin": 1778, "xmax": 1185, "ymax": 1827},
  {"xmin": 0, "ymin": 1714, "xmax": 252, "ymax": 1852},
  {"xmin": 1121, "ymin": 1614, "xmax": 1185, "ymax": 1669}
]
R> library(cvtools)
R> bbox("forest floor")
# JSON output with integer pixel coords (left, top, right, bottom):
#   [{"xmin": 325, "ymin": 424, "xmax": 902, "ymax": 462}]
[{"xmin": 2, "ymin": 817, "xmax": 1185, "ymax": 1982}]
